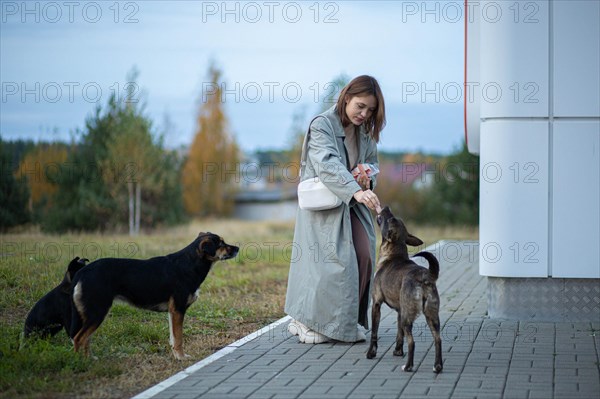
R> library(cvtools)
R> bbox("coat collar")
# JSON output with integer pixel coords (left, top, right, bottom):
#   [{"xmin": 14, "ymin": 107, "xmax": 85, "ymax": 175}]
[
  {"xmin": 321, "ymin": 105, "xmax": 371, "ymax": 162},
  {"xmin": 321, "ymin": 105, "xmax": 346, "ymax": 137}
]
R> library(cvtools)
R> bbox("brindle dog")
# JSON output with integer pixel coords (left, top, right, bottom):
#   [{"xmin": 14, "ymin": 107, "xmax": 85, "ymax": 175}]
[{"xmin": 366, "ymin": 206, "xmax": 443, "ymax": 373}]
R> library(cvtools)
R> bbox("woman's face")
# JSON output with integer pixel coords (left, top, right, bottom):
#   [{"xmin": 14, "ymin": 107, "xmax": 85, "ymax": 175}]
[{"xmin": 345, "ymin": 94, "xmax": 377, "ymax": 126}]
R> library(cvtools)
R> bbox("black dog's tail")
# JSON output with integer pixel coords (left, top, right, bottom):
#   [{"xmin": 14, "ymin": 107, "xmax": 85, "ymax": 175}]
[{"xmin": 414, "ymin": 251, "xmax": 440, "ymax": 281}]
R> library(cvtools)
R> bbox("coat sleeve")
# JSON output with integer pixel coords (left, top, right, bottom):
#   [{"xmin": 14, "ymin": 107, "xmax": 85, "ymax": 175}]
[
  {"xmin": 306, "ymin": 117, "xmax": 362, "ymax": 205},
  {"xmin": 365, "ymin": 139, "xmax": 379, "ymax": 191}
]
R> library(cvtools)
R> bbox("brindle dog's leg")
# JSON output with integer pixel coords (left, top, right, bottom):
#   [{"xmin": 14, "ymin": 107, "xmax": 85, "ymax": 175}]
[
  {"xmin": 393, "ymin": 311, "xmax": 405, "ymax": 357},
  {"xmin": 424, "ymin": 287, "xmax": 443, "ymax": 373},
  {"xmin": 425, "ymin": 313, "xmax": 443, "ymax": 373},
  {"xmin": 366, "ymin": 301, "xmax": 381, "ymax": 359},
  {"xmin": 401, "ymin": 320, "xmax": 415, "ymax": 372}
]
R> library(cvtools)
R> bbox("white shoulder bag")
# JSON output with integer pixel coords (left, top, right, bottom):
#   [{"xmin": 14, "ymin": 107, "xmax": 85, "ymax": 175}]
[{"xmin": 297, "ymin": 116, "xmax": 343, "ymax": 211}]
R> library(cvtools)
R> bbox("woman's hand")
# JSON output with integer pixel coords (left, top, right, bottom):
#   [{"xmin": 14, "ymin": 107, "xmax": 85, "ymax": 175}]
[
  {"xmin": 356, "ymin": 173, "xmax": 371, "ymax": 191},
  {"xmin": 353, "ymin": 189, "xmax": 382, "ymax": 213},
  {"xmin": 354, "ymin": 164, "xmax": 371, "ymax": 190}
]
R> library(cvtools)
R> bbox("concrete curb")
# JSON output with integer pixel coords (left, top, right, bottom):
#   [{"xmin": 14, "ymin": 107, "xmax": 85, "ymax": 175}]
[{"xmin": 132, "ymin": 315, "xmax": 292, "ymax": 399}]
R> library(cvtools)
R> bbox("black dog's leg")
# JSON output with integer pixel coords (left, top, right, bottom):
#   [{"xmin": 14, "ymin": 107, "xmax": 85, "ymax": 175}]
[
  {"xmin": 74, "ymin": 321, "xmax": 101, "ymax": 357},
  {"xmin": 401, "ymin": 321, "xmax": 415, "ymax": 372},
  {"xmin": 73, "ymin": 307, "xmax": 109, "ymax": 357},
  {"xmin": 426, "ymin": 314, "xmax": 443, "ymax": 373},
  {"xmin": 69, "ymin": 300, "xmax": 83, "ymax": 339},
  {"xmin": 59, "ymin": 295, "xmax": 73, "ymax": 338},
  {"xmin": 366, "ymin": 301, "xmax": 381, "ymax": 359},
  {"xmin": 73, "ymin": 303, "xmax": 111, "ymax": 357},
  {"xmin": 393, "ymin": 311, "xmax": 405, "ymax": 357},
  {"xmin": 169, "ymin": 298, "xmax": 191, "ymax": 360},
  {"xmin": 71, "ymin": 282, "xmax": 112, "ymax": 357}
]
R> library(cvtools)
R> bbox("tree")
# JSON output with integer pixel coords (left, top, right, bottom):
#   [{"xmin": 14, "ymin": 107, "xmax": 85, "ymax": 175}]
[
  {"xmin": 182, "ymin": 61, "xmax": 240, "ymax": 217},
  {"xmin": 0, "ymin": 139, "xmax": 30, "ymax": 230},
  {"xmin": 318, "ymin": 73, "xmax": 350, "ymax": 113},
  {"xmin": 284, "ymin": 104, "xmax": 308, "ymax": 184},
  {"xmin": 422, "ymin": 142, "xmax": 479, "ymax": 226},
  {"xmin": 100, "ymin": 69, "xmax": 162, "ymax": 235},
  {"xmin": 16, "ymin": 143, "xmax": 68, "ymax": 221},
  {"xmin": 43, "ymin": 69, "xmax": 185, "ymax": 233}
]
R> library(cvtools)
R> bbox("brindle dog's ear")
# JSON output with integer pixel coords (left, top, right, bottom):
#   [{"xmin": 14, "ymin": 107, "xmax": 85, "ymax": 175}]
[
  {"xmin": 199, "ymin": 236, "xmax": 217, "ymax": 257},
  {"xmin": 406, "ymin": 233, "xmax": 424, "ymax": 247}
]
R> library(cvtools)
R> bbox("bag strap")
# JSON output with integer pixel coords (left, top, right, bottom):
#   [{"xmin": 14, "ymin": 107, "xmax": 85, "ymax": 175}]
[{"xmin": 299, "ymin": 115, "xmax": 342, "ymax": 179}]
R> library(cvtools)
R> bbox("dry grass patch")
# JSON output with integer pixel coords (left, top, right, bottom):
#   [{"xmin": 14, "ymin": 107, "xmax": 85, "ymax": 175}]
[
  {"xmin": 0, "ymin": 218, "xmax": 477, "ymax": 398},
  {"xmin": 1, "ymin": 219, "xmax": 292, "ymax": 398}
]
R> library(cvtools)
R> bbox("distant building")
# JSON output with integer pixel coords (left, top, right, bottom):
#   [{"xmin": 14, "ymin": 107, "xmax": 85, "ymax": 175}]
[
  {"xmin": 380, "ymin": 163, "xmax": 436, "ymax": 190},
  {"xmin": 234, "ymin": 157, "xmax": 298, "ymax": 221},
  {"xmin": 233, "ymin": 188, "xmax": 297, "ymax": 221}
]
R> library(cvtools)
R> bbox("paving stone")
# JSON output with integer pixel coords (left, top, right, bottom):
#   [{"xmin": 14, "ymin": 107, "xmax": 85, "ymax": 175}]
[{"xmin": 138, "ymin": 242, "xmax": 600, "ymax": 399}]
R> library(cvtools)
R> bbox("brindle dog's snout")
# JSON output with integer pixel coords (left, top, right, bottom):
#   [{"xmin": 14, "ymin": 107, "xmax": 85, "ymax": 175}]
[{"xmin": 377, "ymin": 206, "xmax": 392, "ymax": 226}]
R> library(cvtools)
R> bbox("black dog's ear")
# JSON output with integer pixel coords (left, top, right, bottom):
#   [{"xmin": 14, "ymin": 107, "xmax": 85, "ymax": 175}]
[
  {"xmin": 66, "ymin": 257, "xmax": 87, "ymax": 283},
  {"xmin": 406, "ymin": 233, "xmax": 424, "ymax": 247},
  {"xmin": 199, "ymin": 236, "xmax": 217, "ymax": 257}
]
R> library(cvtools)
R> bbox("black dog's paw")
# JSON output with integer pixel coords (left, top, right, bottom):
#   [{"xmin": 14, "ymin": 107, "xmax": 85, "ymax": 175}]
[
  {"xmin": 366, "ymin": 348, "xmax": 377, "ymax": 359},
  {"xmin": 433, "ymin": 364, "xmax": 443, "ymax": 373},
  {"xmin": 401, "ymin": 364, "xmax": 413, "ymax": 372},
  {"xmin": 393, "ymin": 349, "xmax": 405, "ymax": 357}
]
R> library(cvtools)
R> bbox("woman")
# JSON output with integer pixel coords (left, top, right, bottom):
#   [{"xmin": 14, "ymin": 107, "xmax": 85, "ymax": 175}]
[{"xmin": 285, "ymin": 75, "xmax": 385, "ymax": 343}]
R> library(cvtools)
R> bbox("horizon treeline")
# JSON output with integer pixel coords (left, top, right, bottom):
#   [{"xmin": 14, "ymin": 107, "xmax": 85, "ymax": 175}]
[{"xmin": 1, "ymin": 65, "xmax": 479, "ymax": 233}]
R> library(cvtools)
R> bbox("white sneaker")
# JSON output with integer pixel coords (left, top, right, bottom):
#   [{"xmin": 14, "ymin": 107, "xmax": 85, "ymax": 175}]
[
  {"xmin": 287, "ymin": 319, "xmax": 300, "ymax": 336},
  {"xmin": 355, "ymin": 329, "xmax": 367, "ymax": 342},
  {"xmin": 292, "ymin": 321, "xmax": 330, "ymax": 344},
  {"xmin": 299, "ymin": 328, "xmax": 331, "ymax": 344}
]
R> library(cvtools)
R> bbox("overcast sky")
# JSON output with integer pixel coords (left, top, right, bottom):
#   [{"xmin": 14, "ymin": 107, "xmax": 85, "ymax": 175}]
[{"xmin": 1, "ymin": 1, "xmax": 466, "ymax": 154}]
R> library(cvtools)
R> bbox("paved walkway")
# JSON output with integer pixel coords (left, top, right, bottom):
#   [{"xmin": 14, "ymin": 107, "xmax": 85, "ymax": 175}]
[{"xmin": 135, "ymin": 241, "xmax": 600, "ymax": 399}]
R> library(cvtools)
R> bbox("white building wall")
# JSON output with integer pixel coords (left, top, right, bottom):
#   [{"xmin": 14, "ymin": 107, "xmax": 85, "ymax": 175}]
[{"xmin": 473, "ymin": 0, "xmax": 600, "ymax": 278}]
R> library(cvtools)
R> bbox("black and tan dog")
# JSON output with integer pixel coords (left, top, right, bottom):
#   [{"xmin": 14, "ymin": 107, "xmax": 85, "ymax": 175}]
[
  {"xmin": 366, "ymin": 207, "xmax": 443, "ymax": 373},
  {"xmin": 69, "ymin": 232, "xmax": 239, "ymax": 360},
  {"xmin": 23, "ymin": 257, "xmax": 89, "ymax": 339}
]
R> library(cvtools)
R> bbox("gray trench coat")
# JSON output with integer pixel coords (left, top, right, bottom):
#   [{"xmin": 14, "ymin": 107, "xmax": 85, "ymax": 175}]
[{"xmin": 284, "ymin": 105, "xmax": 379, "ymax": 342}]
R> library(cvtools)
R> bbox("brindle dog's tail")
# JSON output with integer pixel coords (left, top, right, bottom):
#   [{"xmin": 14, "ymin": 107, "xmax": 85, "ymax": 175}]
[{"xmin": 413, "ymin": 251, "xmax": 439, "ymax": 281}]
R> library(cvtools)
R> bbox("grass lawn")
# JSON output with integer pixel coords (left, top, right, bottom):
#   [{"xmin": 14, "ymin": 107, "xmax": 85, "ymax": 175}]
[{"xmin": 0, "ymin": 218, "xmax": 477, "ymax": 398}]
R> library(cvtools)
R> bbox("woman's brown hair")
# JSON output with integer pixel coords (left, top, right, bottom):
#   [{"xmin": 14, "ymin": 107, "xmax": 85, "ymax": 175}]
[{"xmin": 336, "ymin": 75, "xmax": 386, "ymax": 143}]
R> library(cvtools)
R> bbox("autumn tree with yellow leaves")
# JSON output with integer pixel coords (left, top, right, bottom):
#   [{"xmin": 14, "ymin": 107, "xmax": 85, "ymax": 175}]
[
  {"xmin": 16, "ymin": 143, "xmax": 68, "ymax": 218},
  {"xmin": 182, "ymin": 62, "xmax": 240, "ymax": 217}
]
